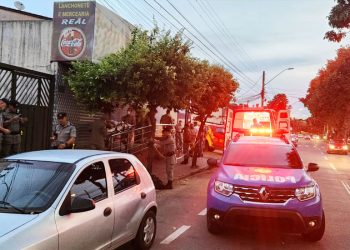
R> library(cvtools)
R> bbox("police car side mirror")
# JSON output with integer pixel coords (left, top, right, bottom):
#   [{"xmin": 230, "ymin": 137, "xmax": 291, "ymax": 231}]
[
  {"xmin": 207, "ymin": 158, "xmax": 218, "ymax": 168},
  {"xmin": 307, "ymin": 163, "xmax": 319, "ymax": 172}
]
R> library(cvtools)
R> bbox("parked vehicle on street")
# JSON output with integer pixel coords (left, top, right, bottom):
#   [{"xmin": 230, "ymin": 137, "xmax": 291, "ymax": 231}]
[
  {"xmin": 312, "ymin": 135, "xmax": 320, "ymax": 140},
  {"xmin": 205, "ymin": 123, "xmax": 225, "ymax": 151},
  {"xmin": 0, "ymin": 150, "xmax": 157, "ymax": 250},
  {"xmin": 224, "ymin": 107, "xmax": 291, "ymax": 149},
  {"xmin": 304, "ymin": 135, "xmax": 312, "ymax": 140},
  {"xmin": 207, "ymin": 134, "xmax": 325, "ymax": 242},
  {"xmin": 326, "ymin": 139, "xmax": 348, "ymax": 155}
]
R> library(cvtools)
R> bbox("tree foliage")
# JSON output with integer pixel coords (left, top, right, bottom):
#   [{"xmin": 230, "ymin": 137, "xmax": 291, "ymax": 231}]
[
  {"xmin": 189, "ymin": 61, "xmax": 239, "ymax": 166},
  {"xmin": 301, "ymin": 47, "xmax": 350, "ymax": 137},
  {"xmin": 66, "ymin": 25, "xmax": 239, "ymax": 169},
  {"xmin": 325, "ymin": 0, "xmax": 350, "ymax": 42},
  {"xmin": 266, "ymin": 93, "xmax": 289, "ymax": 112}
]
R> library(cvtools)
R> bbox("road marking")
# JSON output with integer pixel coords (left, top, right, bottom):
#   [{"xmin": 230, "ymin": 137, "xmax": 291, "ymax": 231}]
[
  {"xmin": 341, "ymin": 181, "xmax": 350, "ymax": 196},
  {"xmin": 198, "ymin": 208, "xmax": 207, "ymax": 216},
  {"xmin": 324, "ymin": 156, "xmax": 329, "ymax": 160},
  {"xmin": 329, "ymin": 163, "xmax": 337, "ymax": 171},
  {"xmin": 160, "ymin": 225, "xmax": 191, "ymax": 244}
]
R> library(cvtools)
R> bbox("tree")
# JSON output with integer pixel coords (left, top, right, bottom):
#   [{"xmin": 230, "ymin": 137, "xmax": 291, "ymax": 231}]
[
  {"xmin": 325, "ymin": 0, "xmax": 350, "ymax": 42},
  {"xmin": 67, "ymin": 27, "xmax": 197, "ymax": 135},
  {"xmin": 301, "ymin": 47, "xmax": 350, "ymax": 138},
  {"xmin": 189, "ymin": 61, "xmax": 239, "ymax": 167},
  {"xmin": 266, "ymin": 93, "xmax": 288, "ymax": 112}
]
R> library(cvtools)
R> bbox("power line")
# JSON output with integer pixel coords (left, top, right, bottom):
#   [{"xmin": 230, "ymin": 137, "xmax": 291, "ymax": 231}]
[
  {"xmin": 140, "ymin": 0, "xmax": 227, "ymax": 67},
  {"xmin": 201, "ymin": 0, "xmax": 260, "ymax": 71},
  {"xmin": 198, "ymin": 0, "xmax": 257, "ymax": 71},
  {"xmin": 161, "ymin": 0, "xmax": 257, "ymax": 87}
]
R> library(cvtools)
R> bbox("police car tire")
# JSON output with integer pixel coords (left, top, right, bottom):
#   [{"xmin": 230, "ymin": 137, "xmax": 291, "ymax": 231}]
[
  {"xmin": 207, "ymin": 214, "xmax": 221, "ymax": 234},
  {"xmin": 302, "ymin": 211, "xmax": 325, "ymax": 242},
  {"xmin": 134, "ymin": 210, "xmax": 157, "ymax": 250}
]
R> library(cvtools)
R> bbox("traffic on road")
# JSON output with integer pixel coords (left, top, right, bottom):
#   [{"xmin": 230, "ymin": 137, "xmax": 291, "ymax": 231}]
[{"xmin": 136, "ymin": 138, "xmax": 350, "ymax": 250}]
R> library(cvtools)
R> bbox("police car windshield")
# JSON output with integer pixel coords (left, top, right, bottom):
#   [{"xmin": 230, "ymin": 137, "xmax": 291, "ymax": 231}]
[
  {"xmin": 0, "ymin": 160, "xmax": 74, "ymax": 214},
  {"xmin": 223, "ymin": 144, "xmax": 303, "ymax": 169}
]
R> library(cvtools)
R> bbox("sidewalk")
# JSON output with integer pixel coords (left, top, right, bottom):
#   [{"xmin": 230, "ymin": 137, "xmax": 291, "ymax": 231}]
[{"xmin": 151, "ymin": 150, "xmax": 223, "ymax": 185}]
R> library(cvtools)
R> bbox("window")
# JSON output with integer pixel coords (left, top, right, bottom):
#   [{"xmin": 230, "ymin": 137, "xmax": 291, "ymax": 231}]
[
  {"xmin": 0, "ymin": 160, "xmax": 74, "ymax": 213},
  {"xmin": 71, "ymin": 162, "xmax": 107, "ymax": 203},
  {"xmin": 109, "ymin": 159, "xmax": 139, "ymax": 193},
  {"xmin": 223, "ymin": 144, "xmax": 303, "ymax": 169}
]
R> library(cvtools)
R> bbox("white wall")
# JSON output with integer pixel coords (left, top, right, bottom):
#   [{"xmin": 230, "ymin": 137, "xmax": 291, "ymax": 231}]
[
  {"xmin": 92, "ymin": 3, "xmax": 133, "ymax": 62},
  {"xmin": 0, "ymin": 20, "xmax": 56, "ymax": 74}
]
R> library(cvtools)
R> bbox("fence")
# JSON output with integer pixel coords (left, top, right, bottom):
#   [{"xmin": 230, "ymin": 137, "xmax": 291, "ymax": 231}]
[
  {"xmin": 0, "ymin": 62, "xmax": 54, "ymax": 151},
  {"xmin": 107, "ymin": 125, "xmax": 153, "ymax": 155}
]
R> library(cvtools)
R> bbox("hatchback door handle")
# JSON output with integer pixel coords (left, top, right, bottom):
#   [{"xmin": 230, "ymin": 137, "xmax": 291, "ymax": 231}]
[
  {"xmin": 141, "ymin": 192, "xmax": 147, "ymax": 199},
  {"xmin": 104, "ymin": 207, "xmax": 112, "ymax": 217}
]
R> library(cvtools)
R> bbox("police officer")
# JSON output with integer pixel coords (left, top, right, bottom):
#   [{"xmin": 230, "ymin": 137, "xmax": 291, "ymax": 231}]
[
  {"xmin": 0, "ymin": 98, "xmax": 10, "ymax": 157},
  {"xmin": 2, "ymin": 100, "xmax": 27, "ymax": 156},
  {"xmin": 51, "ymin": 112, "xmax": 76, "ymax": 149},
  {"xmin": 156, "ymin": 126, "xmax": 176, "ymax": 189}
]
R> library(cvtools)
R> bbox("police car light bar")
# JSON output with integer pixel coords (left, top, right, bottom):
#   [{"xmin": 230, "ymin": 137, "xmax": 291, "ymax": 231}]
[{"xmin": 250, "ymin": 128, "xmax": 273, "ymax": 134}]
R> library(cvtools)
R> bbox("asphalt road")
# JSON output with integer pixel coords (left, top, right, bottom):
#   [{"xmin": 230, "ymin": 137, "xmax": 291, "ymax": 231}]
[{"xmin": 119, "ymin": 139, "xmax": 350, "ymax": 250}]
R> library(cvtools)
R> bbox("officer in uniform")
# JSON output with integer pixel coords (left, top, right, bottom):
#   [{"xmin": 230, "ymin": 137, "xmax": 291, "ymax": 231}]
[
  {"xmin": 51, "ymin": 112, "xmax": 77, "ymax": 149},
  {"xmin": 0, "ymin": 98, "xmax": 10, "ymax": 157},
  {"xmin": 2, "ymin": 100, "xmax": 27, "ymax": 157},
  {"xmin": 156, "ymin": 126, "xmax": 176, "ymax": 189}
]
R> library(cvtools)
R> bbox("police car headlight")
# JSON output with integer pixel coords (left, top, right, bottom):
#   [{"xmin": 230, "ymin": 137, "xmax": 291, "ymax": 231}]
[
  {"xmin": 329, "ymin": 144, "xmax": 335, "ymax": 149},
  {"xmin": 295, "ymin": 185, "xmax": 316, "ymax": 201},
  {"xmin": 342, "ymin": 145, "xmax": 348, "ymax": 150},
  {"xmin": 214, "ymin": 180, "xmax": 234, "ymax": 196}
]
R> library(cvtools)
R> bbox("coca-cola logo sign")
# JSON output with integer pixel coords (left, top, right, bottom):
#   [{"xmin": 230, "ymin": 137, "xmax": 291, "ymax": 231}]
[{"xmin": 58, "ymin": 27, "xmax": 86, "ymax": 60}]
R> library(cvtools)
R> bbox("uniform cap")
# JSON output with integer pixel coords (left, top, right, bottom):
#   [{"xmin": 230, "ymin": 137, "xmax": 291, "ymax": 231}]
[
  {"xmin": 9, "ymin": 99, "xmax": 20, "ymax": 108},
  {"xmin": 0, "ymin": 98, "xmax": 9, "ymax": 105},
  {"xmin": 57, "ymin": 112, "xmax": 67, "ymax": 119}
]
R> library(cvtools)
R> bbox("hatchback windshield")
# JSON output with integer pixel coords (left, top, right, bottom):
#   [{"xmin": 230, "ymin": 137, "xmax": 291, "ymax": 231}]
[
  {"xmin": 0, "ymin": 160, "xmax": 74, "ymax": 214},
  {"xmin": 223, "ymin": 144, "xmax": 303, "ymax": 169}
]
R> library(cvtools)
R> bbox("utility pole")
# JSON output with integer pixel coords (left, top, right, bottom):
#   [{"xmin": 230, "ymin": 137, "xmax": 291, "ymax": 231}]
[{"xmin": 261, "ymin": 70, "xmax": 265, "ymax": 107}]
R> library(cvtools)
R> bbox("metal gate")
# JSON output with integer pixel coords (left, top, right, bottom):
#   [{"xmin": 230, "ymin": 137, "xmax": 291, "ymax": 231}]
[{"xmin": 0, "ymin": 62, "xmax": 55, "ymax": 152}]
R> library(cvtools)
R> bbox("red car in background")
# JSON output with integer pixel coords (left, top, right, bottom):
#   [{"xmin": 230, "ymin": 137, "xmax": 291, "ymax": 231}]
[
  {"xmin": 205, "ymin": 123, "xmax": 225, "ymax": 151},
  {"xmin": 327, "ymin": 139, "xmax": 348, "ymax": 155}
]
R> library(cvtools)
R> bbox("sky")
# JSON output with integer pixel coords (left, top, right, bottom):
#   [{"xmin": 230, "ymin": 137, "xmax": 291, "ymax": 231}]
[{"xmin": 1, "ymin": 0, "xmax": 348, "ymax": 118}]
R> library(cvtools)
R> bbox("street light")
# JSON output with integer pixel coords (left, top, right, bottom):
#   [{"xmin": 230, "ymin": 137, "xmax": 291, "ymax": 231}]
[{"xmin": 261, "ymin": 67, "xmax": 294, "ymax": 107}]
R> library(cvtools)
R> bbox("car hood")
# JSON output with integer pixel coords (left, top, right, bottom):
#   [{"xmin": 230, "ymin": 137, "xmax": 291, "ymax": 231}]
[
  {"xmin": 217, "ymin": 165, "xmax": 313, "ymax": 188},
  {"xmin": 0, "ymin": 213, "xmax": 38, "ymax": 237}
]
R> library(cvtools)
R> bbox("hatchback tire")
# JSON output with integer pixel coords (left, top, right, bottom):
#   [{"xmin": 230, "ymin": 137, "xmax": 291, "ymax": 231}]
[
  {"xmin": 134, "ymin": 210, "xmax": 157, "ymax": 250},
  {"xmin": 302, "ymin": 211, "xmax": 325, "ymax": 242}
]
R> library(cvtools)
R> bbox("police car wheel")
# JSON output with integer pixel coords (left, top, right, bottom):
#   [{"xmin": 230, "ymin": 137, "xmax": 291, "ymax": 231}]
[
  {"xmin": 134, "ymin": 210, "xmax": 157, "ymax": 250},
  {"xmin": 302, "ymin": 211, "xmax": 325, "ymax": 242},
  {"xmin": 207, "ymin": 214, "xmax": 221, "ymax": 234}
]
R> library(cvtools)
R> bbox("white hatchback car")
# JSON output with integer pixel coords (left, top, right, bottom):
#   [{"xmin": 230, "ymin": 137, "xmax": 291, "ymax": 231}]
[{"xmin": 0, "ymin": 150, "xmax": 157, "ymax": 250}]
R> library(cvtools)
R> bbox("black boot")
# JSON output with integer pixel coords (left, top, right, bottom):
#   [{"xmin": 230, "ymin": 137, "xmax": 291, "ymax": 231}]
[{"xmin": 164, "ymin": 181, "xmax": 173, "ymax": 189}]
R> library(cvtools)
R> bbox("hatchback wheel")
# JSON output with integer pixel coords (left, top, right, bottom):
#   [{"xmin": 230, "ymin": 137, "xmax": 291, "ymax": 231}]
[{"xmin": 134, "ymin": 210, "xmax": 156, "ymax": 250}]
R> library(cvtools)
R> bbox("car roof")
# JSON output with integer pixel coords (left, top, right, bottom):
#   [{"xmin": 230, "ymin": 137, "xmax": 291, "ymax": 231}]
[
  {"xmin": 231, "ymin": 135, "xmax": 290, "ymax": 146},
  {"xmin": 5, "ymin": 150, "xmax": 125, "ymax": 164}
]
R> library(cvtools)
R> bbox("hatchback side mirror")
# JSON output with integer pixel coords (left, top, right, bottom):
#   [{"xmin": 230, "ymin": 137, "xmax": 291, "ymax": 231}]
[
  {"xmin": 207, "ymin": 158, "xmax": 218, "ymax": 168},
  {"xmin": 60, "ymin": 196, "xmax": 95, "ymax": 216},
  {"xmin": 70, "ymin": 197, "xmax": 95, "ymax": 213},
  {"xmin": 307, "ymin": 163, "xmax": 319, "ymax": 172}
]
